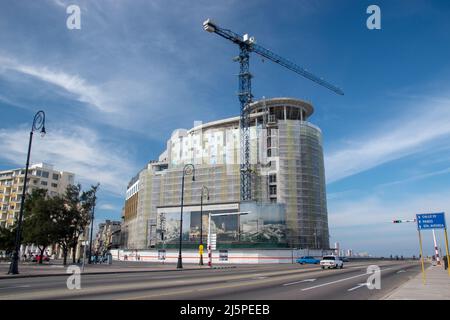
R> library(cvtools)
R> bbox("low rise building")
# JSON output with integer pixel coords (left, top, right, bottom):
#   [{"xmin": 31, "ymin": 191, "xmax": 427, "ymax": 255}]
[{"xmin": 94, "ymin": 220, "xmax": 121, "ymax": 254}]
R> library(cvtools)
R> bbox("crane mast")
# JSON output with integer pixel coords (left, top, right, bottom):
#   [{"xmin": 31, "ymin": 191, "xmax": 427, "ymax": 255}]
[{"xmin": 203, "ymin": 19, "xmax": 343, "ymax": 201}]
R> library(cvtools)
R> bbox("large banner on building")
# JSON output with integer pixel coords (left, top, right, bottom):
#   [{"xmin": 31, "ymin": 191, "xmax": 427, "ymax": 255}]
[{"xmin": 157, "ymin": 202, "xmax": 287, "ymax": 246}]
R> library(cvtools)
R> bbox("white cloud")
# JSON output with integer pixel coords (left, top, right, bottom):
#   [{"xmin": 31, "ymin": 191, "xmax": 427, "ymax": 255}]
[
  {"xmin": 325, "ymin": 97, "xmax": 450, "ymax": 183},
  {"xmin": 0, "ymin": 56, "xmax": 116, "ymax": 113},
  {"xmin": 0, "ymin": 126, "xmax": 138, "ymax": 196},
  {"xmin": 51, "ymin": 0, "xmax": 66, "ymax": 8},
  {"xmin": 328, "ymin": 191, "xmax": 450, "ymax": 228},
  {"xmin": 328, "ymin": 190, "xmax": 450, "ymax": 256},
  {"xmin": 378, "ymin": 167, "xmax": 450, "ymax": 188},
  {"xmin": 98, "ymin": 203, "xmax": 119, "ymax": 211},
  {"xmin": 0, "ymin": 53, "xmax": 213, "ymax": 140}
]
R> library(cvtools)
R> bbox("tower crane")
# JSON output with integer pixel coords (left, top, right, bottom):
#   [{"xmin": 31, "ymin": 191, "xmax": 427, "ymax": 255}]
[{"xmin": 203, "ymin": 19, "xmax": 343, "ymax": 201}]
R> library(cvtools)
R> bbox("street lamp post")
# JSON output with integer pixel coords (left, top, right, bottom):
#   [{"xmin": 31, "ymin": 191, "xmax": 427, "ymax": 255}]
[
  {"xmin": 313, "ymin": 230, "xmax": 317, "ymax": 249},
  {"xmin": 88, "ymin": 185, "xmax": 98, "ymax": 264},
  {"xmin": 8, "ymin": 111, "xmax": 46, "ymax": 275},
  {"xmin": 199, "ymin": 186, "xmax": 209, "ymax": 266},
  {"xmin": 177, "ymin": 164, "xmax": 195, "ymax": 269}
]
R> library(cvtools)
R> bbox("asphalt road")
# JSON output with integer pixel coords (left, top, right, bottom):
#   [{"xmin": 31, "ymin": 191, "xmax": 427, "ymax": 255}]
[{"xmin": 0, "ymin": 260, "xmax": 422, "ymax": 300}]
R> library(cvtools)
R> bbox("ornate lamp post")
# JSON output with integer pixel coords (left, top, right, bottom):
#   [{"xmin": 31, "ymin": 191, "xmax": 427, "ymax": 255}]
[
  {"xmin": 199, "ymin": 186, "xmax": 209, "ymax": 265},
  {"xmin": 8, "ymin": 111, "xmax": 46, "ymax": 275},
  {"xmin": 88, "ymin": 185, "xmax": 98, "ymax": 264},
  {"xmin": 177, "ymin": 164, "xmax": 195, "ymax": 269}
]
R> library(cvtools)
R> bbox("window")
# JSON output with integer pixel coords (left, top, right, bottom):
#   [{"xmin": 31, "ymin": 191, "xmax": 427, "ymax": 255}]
[
  {"xmin": 52, "ymin": 173, "xmax": 59, "ymax": 180},
  {"xmin": 51, "ymin": 183, "xmax": 58, "ymax": 188},
  {"xmin": 40, "ymin": 181, "xmax": 48, "ymax": 186},
  {"xmin": 269, "ymin": 185, "xmax": 277, "ymax": 196},
  {"xmin": 269, "ymin": 174, "xmax": 277, "ymax": 183},
  {"xmin": 323, "ymin": 256, "xmax": 336, "ymax": 261},
  {"xmin": 36, "ymin": 170, "xmax": 42, "ymax": 177},
  {"xmin": 42, "ymin": 171, "xmax": 49, "ymax": 178}
]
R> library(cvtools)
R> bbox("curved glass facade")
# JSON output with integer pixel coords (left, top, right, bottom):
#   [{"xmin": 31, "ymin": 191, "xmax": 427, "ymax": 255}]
[{"xmin": 277, "ymin": 121, "xmax": 329, "ymax": 249}]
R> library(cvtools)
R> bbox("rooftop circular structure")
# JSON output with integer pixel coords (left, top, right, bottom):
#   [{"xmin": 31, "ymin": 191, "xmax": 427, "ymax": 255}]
[
  {"xmin": 186, "ymin": 97, "xmax": 315, "ymax": 133},
  {"xmin": 248, "ymin": 97, "xmax": 314, "ymax": 119}
]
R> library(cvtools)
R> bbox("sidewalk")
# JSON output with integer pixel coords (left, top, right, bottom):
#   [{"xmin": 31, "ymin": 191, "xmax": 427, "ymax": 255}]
[
  {"xmin": 0, "ymin": 261, "xmax": 237, "ymax": 279},
  {"xmin": 384, "ymin": 265, "xmax": 450, "ymax": 300}
]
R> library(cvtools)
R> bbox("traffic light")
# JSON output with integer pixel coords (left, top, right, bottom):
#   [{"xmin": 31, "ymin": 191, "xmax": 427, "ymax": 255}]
[{"xmin": 393, "ymin": 220, "xmax": 402, "ymax": 223}]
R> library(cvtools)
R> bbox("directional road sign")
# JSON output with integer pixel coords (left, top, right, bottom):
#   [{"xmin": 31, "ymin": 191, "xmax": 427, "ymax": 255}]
[{"xmin": 416, "ymin": 212, "xmax": 446, "ymax": 230}]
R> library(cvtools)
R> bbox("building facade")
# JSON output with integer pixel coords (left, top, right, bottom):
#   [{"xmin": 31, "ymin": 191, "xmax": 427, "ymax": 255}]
[
  {"xmin": 122, "ymin": 98, "xmax": 329, "ymax": 251},
  {"xmin": 0, "ymin": 163, "xmax": 75, "ymax": 228},
  {"xmin": 94, "ymin": 220, "xmax": 121, "ymax": 254}
]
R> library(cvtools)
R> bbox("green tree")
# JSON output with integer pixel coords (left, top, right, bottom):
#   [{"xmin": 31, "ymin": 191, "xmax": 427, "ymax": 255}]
[
  {"xmin": 52, "ymin": 184, "xmax": 99, "ymax": 265},
  {"xmin": 0, "ymin": 226, "xmax": 16, "ymax": 257},
  {"xmin": 22, "ymin": 189, "xmax": 63, "ymax": 264}
]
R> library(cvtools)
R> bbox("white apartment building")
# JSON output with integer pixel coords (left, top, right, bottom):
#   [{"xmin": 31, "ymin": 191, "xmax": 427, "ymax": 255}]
[{"xmin": 0, "ymin": 163, "xmax": 75, "ymax": 228}]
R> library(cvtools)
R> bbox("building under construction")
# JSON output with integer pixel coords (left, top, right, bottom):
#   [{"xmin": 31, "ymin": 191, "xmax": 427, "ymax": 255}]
[{"xmin": 121, "ymin": 97, "xmax": 329, "ymax": 252}]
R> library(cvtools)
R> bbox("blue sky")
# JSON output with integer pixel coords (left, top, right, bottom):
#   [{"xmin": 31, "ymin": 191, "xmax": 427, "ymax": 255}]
[{"xmin": 1, "ymin": 0, "xmax": 450, "ymax": 257}]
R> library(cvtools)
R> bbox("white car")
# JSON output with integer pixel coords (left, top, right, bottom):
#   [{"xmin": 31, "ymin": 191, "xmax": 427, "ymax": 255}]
[{"xmin": 320, "ymin": 256, "xmax": 343, "ymax": 269}]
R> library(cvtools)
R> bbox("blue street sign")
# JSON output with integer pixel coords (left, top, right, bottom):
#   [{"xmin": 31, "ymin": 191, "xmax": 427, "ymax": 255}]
[{"xmin": 416, "ymin": 212, "xmax": 446, "ymax": 230}]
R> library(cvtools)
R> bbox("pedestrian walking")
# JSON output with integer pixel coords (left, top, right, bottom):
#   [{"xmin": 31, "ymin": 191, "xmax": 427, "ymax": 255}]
[{"xmin": 443, "ymin": 255, "xmax": 448, "ymax": 270}]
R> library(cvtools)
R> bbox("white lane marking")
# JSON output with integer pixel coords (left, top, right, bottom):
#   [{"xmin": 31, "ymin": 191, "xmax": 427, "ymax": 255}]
[
  {"xmin": 347, "ymin": 283, "xmax": 368, "ymax": 292},
  {"xmin": 227, "ymin": 276, "xmax": 268, "ymax": 283},
  {"xmin": 174, "ymin": 280, "xmax": 188, "ymax": 284},
  {"xmin": 152, "ymin": 275, "xmax": 186, "ymax": 279},
  {"xmin": 301, "ymin": 267, "xmax": 394, "ymax": 291},
  {"xmin": 283, "ymin": 279, "xmax": 316, "ymax": 286},
  {"xmin": 396, "ymin": 270, "xmax": 406, "ymax": 273},
  {"xmin": 0, "ymin": 285, "xmax": 31, "ymax": 290}
]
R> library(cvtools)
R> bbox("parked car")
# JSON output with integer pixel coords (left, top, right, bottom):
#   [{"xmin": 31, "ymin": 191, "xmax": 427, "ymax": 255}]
[
  {"xmin": 320, "ymin": 256, "xmax": 343, "ymax": 269},
  {"xmin": 32, "ymin": 254, "xmax": 50, "ymax": 263},
  {"xmin": 296, "ymin": 256, "xmax": 321, "ymax": 264}
]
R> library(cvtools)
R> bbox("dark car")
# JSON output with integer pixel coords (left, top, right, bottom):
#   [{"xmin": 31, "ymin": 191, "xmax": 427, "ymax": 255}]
[{"xmin": 340, "ymin": 257, "xmax": 350, "ymax": 262}]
